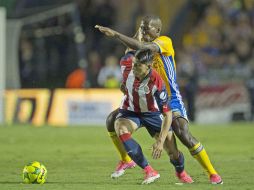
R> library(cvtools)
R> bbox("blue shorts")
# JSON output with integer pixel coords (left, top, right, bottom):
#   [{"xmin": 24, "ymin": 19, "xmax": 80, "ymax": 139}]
[
  {"xmin": 170, "ymin": 99, "xmax": 188, "ymax": 122},
  {"xmin": 116, "ymin": 109, "xmax": 170, "ymax": 137}
]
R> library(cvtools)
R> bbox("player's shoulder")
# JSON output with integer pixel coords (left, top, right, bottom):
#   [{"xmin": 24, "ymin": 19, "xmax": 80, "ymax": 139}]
[
  {"xmin": 120, "ymin": 51, "xmax": 135, "ymax": 61},
  {"xmin": 120, "ymin": 51, "xmax": 134, "ymax": 66},
  {"xmin": 153, "ymin": 35, "xmax": 174, "ymax": 55},
  {"xmin": 150, "ymin": 69, "xmax": 164, "ymax": 90},
  {"xmin": 154, "ymin": 35, "xmax": 172, "ymax": 45}
]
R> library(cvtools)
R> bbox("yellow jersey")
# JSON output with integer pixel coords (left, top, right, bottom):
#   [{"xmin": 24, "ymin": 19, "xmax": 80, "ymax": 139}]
[{"xmin": 152, "ymin": 36, "xmax": 187, "ymax": 118}]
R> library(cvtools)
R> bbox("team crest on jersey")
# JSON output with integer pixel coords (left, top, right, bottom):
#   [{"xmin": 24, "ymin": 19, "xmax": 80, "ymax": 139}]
[
  {"xmin": 135, "ymin": 85, "xmax": 150, "ymax": 94},
  {"xmin": 143, "ymin": 86, "xmax": 150, "ymax": 94},
  {"xmin": 159, "ymin": 91, "xmax": 167, "ymax": 100}
]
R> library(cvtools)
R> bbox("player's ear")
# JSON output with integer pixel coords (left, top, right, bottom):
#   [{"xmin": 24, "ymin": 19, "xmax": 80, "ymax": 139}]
[{"xmin": 156, "ymin": 28, "xmax": 161, "ymax": 34}]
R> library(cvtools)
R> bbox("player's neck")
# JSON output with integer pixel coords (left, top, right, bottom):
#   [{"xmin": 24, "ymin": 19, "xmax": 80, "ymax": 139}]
[{"xmin": 137, "ymin": 69, "xmax": 151, "ymax": 81}]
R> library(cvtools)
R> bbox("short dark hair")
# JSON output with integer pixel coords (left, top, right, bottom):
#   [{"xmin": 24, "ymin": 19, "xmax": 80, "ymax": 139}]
[
  {"xmin": 135, "ymin": 49, "xmax": 153, "ymax": 64},
  {"xmin": 141, "ymin": 15, "xmax": 162, "ymax": 34},
  {"xmin": 142, "ymin": 15, "xmax": 160, "ymax": 22}
]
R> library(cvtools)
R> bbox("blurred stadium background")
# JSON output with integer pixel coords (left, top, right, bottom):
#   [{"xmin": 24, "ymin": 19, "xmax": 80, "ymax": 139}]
[
  {"xmin": 0, "ymin": 0, "xmax": 253, "ymax": 125},
  {"xmin": 0, "ymin": 0, "xmax": 254, "ymax": 189}
]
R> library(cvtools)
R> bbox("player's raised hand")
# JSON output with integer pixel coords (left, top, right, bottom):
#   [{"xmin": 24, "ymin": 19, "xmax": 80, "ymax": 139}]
[
  {"xmin": 95, "ymin": 25, "xmax": 117, "ymax": 37},
  {"xmin": 152, "ymin": 140, "xmax": 163, "ymax": 159}
]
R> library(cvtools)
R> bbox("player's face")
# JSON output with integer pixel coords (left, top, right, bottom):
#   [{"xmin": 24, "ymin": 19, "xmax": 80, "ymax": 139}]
[
  {"xmin": 140, "ymin": 20, "xmax": 159, "ymax": 42},
  {"xmin": 133, "ymin": 58, "xmax": 150, "ymax": 79}
]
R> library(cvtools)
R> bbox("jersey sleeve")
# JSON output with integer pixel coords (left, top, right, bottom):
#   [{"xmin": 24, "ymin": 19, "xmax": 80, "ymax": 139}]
[
  {"xmin": 120, "ymin": 52, "xmax": 134, "ymax": 72},
  {"xmin": 155, "ymin": 84, "xmax": 170, "ymax": 113},
  {"xmin": 153, "ymin": 36, "xmax": 174, "ymax": 56},
  {"xmin": 152, "ymin": 71, "xmax": 171, "ymax": 113},
  {"xmin": 120, "ymin": 52, "xmax": 134, "ymax": 66},
  {"xmin": 120, "ymin": 52, "xmax": 134, "ymax": 89}
]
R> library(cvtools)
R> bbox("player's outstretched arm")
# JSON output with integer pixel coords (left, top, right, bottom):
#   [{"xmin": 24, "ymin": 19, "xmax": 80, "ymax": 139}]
[
  {"xmin": 95, "ymin": 25, "xmax": 159, "ymax": 52},
  {"xmin": 95, "ymin": 25, "xmax": 143, "ymax": 49}
]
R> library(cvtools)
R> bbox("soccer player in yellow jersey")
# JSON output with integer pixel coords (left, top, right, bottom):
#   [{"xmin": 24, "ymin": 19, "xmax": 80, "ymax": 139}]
[{"xmin": 95, "ymin": 15, "xmax": 223, "ymax": 184}]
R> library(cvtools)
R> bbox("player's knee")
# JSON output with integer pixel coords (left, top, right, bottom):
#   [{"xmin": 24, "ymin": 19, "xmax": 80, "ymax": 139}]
[
  {"xmin": 114, "ymin": 118, "xmax": 130, "ymax": 136},
  {"xmin": 172, "ymin": 118, "xmax": 185, "ymax": 137},
  {"xmin": 181, "ymin": 132, "xmax": 196, "ymax": 148},
  {"xmin": 172, "ymin": 118, "xmax": 196, "ymax": 148},
  {"xmin": 106, "ymin": 110, "xmax": 118, "ymax": 132}
]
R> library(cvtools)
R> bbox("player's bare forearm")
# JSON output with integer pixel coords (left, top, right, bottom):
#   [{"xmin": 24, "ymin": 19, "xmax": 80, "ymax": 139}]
[
  {"xmin": 152, "ymin": 111, "xmax": 172, "ymax": 159},
  {"xmin": 158, "ymin": 111, "xmax": 172, "ymax": 144},
  {"xmin": 116, "ymin": 33, "xmax": 159, "ymax": 52},
  {"xmin": 115, "ymin": 32, "xmax": 143, "ymax": 50},
  {"xmin": 95, "ymin": 25, "xmax": 142, "ymax": 49}
]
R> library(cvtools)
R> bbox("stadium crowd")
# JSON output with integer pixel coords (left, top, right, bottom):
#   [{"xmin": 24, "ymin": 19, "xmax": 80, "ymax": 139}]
[
  {"xmin": 15, "ymin": 0, "xmax": 254, "ymax": 89},
  {"xmin": 78, "ymin": 0, "xmax": 254, "ymax": 88},
  {"xmin": 177, "ymin": 0, "xmax": 254, "ymax": 86}
]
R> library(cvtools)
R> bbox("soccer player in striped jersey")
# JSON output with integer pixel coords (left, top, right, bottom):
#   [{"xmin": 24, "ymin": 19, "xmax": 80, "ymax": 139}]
[
  {"xmin": 110, "ymin": 49, "xmax": 193, "ymax": 184},
  {"xmin": 115, "ymin": 48, "xmax": 191, "ymax": 184},
  {"xmin": 95, "ymin": 15, "xmax": 223, "ymax": 184}
]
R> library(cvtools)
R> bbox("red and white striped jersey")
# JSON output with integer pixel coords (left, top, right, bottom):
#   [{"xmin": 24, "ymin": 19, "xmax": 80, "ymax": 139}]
[{"xmin": 119, "ymin": 52, "xmax": 170, "ymax": 113}]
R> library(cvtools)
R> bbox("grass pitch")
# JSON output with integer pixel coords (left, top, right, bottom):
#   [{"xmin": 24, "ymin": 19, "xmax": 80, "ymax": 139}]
[{"xmin": 0, "ymin": 123, "xmax": 253, "ymax": 190}]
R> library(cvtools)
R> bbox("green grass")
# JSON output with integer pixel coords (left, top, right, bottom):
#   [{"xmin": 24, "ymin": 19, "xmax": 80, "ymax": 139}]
[{"xmin": 0, "ymin": 123, "xmax": 253, "ymax": 190}]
